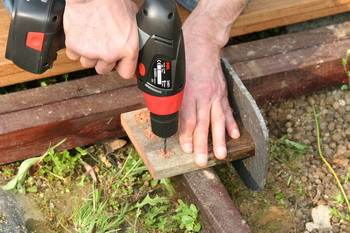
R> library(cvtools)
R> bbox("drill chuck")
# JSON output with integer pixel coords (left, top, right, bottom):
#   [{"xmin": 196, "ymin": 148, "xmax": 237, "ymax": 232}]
[{"xmin": 151, "ymin": 112, "xmax": 178, "ymax": 138}]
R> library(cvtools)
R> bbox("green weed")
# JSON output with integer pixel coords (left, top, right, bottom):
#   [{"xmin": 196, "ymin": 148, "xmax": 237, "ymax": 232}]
[
  {"xmin": 270, "ymin": 135, "xmax": 308, "ymax": 168},
  {"xmin": 330, "ymin": 194, "xmax": 350, "ymax": 224},
  {"xmin": 1, "ymin": 139, "xmax": 66, "ymax": 194},
  {"xmin": 342, "ymin": 49, "xmax": 350, "ymax": 86},
  {"xmin": 70, "ymin": 149, "xmax": 201, "ymax": 232}
]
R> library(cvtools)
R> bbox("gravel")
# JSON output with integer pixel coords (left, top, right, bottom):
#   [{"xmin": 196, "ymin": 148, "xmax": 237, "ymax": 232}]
[{"xmin": 260, "ymin": 88, "xmax": 350, "ymax": 232}]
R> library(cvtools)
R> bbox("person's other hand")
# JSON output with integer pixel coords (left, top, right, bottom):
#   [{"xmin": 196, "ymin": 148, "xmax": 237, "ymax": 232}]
[
  {"xmin": 64, "ymin": 0, "xmax": 139, "ymax": 77},
  {"xmin": 179, "ymin": 1, "xmax": 244, "ymax": 167}
]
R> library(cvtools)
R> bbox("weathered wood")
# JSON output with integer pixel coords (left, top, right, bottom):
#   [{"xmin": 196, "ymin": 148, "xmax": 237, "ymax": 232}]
[
  {"xmin": 0, "ymin": 72, "xmax": 143, "ymax": 164},
  {"xmin": 171, "ymin": 168, "xmax": 252, "ymax": 233},
  {"xmin": 222, "ymin": 21, "xmax": 350, "ymax": 104},
  {"xmin": 232, "ymin": 0, "xmax": 350, "ymax": 37},
  {"xmin": 222, "ymin": 59, "xmax": 269, "ymax": 191},
  {"xmin": 2, "ymin": 0, "xmax": 350, "ymax": 87},
  {"xmin": 121, "ymin": 108, "xmax": 254, "ymax": 180}
]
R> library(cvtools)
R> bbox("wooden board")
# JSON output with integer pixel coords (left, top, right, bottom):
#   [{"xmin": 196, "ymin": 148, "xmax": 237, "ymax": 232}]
[
  {"xmin": 223, "ymin": 20, "xmax": 350, "ymax": 104},
  {"xmin": 120, "ymin": 108, "xmax": 254, "ymax": 179},
  {"xmin": 1, "ymin": 0, "xmax": 350, "ymax": 87},
  {"xmin": 0, "ymin": 72, "xmax": 143, "ymax": 164},
  {"xmin": 171, "ymin": 168, "xmax": 252, "ymax": 233}
]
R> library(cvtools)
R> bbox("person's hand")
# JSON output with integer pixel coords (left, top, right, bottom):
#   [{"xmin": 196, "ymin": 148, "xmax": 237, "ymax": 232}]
[
  {"xmin": 179, "ymin": 33, "xmax": 240, "ymax": 167},
  {"xmin": 64, "ymin": 0, "xmax": 139, "ymax": 77},
  {"xmin": 179, "ymin": 0, "xmax": 248, "ymax": 167}
]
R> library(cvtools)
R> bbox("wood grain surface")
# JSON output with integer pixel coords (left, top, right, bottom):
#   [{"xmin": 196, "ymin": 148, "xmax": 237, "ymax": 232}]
[{"xmin": 121, "ymin": 108, "xmax": 254, "ymax": 179}]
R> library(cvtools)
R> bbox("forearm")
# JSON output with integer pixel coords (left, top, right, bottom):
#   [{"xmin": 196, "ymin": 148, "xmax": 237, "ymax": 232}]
[{"xmin": 184, "ymin": 0, "xmax": 249, "ymax": 47}]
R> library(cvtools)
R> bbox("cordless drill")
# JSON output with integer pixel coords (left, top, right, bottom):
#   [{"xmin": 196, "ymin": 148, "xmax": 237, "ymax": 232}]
[{"xmin": 5, "ymin": 0, "xmax": 185, "ymax": 145}]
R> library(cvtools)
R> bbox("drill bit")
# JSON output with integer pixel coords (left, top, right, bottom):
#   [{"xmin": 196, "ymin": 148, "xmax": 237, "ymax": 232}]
[{"xmin": 164, "ymin": 138, "xmax": 167, "ymax": 153}]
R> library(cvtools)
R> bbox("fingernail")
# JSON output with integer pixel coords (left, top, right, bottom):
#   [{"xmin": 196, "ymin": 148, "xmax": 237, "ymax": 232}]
[
  {"xmin": 195, "ymin": 154, "xmax": 207, "ymax": 167},
  {"xmin": 183, "ymin": 143, "xmax": 193, "ymax": 153},
  {"xmin": 232, "ymin": 129, "xmax": 240, "ymax": 138},
  {"xmin": 216, "ymin": 146, "xmax": 227, "ymax": 159}
]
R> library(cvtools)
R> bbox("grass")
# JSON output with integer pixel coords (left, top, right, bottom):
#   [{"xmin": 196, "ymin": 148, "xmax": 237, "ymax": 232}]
[
  {"xmin": 269, "ymin": 135, "xmax": 308, "ymax": 170},
  {"xmin": 0, "ymin": 141, "xmax": 202, "ymax": 232}
]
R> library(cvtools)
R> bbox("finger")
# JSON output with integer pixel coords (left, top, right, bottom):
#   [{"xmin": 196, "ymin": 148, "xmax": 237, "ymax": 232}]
[
  {"xmin": 222, "ymin": 98, "xmax": 240, "ymax": 139},
  {"xmin": 115, "ymin": 57, "xmax": 138, "ymax": 79},
  {"xmin": 65, "ymin": 49, "xmax": 80, "ymax": 61},
  {"xmin": 95, "ymin": 60, "xmax": 116, "ymax": 74},
  {"xmin": 80, "ymin": 57, "xmax": 97, "ymax": 68},
  {"xmin": 179, "ymin": 93, "xmax": 196, "ymax": 154},
  {"xmin": 193, "ymin": 105, "xmax": 210, "ymax": 167},
  {"xmin": 211, "ymin": 99, "xmax": 227, "ymax": 160}
]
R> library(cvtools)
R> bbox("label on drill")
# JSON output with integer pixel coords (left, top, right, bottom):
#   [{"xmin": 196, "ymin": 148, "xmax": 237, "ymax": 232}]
[{"xmin": 151, "ymin": 59, "xmax": 172, "ymax": 89}]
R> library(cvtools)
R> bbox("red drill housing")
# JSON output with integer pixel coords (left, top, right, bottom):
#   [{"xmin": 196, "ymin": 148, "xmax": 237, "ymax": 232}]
[{"xmin": 136, "ymin": 0, "xmax": 185, "ymax": 138}]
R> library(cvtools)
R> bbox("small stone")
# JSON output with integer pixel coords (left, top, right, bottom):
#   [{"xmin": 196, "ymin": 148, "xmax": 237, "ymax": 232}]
[
  {"xmin": 339, "ymin": 99, "xmax": 346, "ymax": 106},
  {"xmin": 333, "ymin": 101, "xmax": 340, "ymax": 110},
  {"xmin": 296, "ymin": 109, "xmax": 304, "ymax": 116},
  {"xmin": 295, "ymin": 209, "xmax": 303, "ymax": 218},
  {"xmin": 307, "ymin": 96, "xmax": 316, "ymax": 105},
  {"xmin": 285, "ymin": 121, "xmax": 293, "ymax": 128},
  {"xmin": 332, "ymin": 158, "xmax": 349, "ymax": 167},
  {"xmin": 317, "ymin": 200, "xmax": 327, "ymax": 206},
  {"xmin": 305, "ymin": 205, "xmax": 331, "ymax": 231},
  {"xmin": 336, "ymin": 145, "xmax": 347, "ymax": 155},
  {"xmin": 327, "ymin": 122, "xmax": 335, "ymax": 131},
  {"xmin": 332, "ymin": 225, "xmax": 340, "ymax": 233},
  {"xmin": 331, "ymin": 133, "xmax": 342, "ymax": 142},
  {"xmin": 301, "ymin": 176, "xmax": 308, "ymax": 183},
  {"xmin": 315, "ymin": 178, "xmax": 322, "ymax": 185}
]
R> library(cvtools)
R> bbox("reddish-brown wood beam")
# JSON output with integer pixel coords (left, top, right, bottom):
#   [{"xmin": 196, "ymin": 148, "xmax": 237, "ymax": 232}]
[
  {"xmin": 223, "ymin": 21, "xmax": 350, "ymax": 104},
  {"xmin": 0, "ymin": 73, "xmax": 143, "ymax": 164}
]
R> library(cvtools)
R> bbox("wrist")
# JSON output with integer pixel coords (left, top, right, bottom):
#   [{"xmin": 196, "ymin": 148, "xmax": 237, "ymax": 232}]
[{"xmin": 184, "ymin": 0, "xmax": 248, "ymax": 47}]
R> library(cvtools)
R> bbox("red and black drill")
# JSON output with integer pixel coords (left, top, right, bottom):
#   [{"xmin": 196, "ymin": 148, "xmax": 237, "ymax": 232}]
[{"xmin": 5, "ymin": 0, "xmax": 185, "ymax": 149}]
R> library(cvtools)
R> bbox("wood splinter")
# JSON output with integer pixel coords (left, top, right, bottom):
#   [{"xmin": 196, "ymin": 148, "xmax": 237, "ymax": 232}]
[{"xmin": 121, "ymin": 108, "xmax": 256, "ymax": 180}]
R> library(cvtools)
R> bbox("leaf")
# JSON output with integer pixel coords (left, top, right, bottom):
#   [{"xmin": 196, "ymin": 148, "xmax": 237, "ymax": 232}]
[
  {"xmin": 287, "ymin": 140, "xmax": 308, "ymax": 151},
  {"xmin": 1, "ymin": 139, "xmax": 66, "ymax": 193},
  {"xmin": 27, "ymin": 186, "xmax": 38, "ymax": 193},
  {"xmin": 106, "ymin": 139, "xmax": 127, "ymax": 151},
  {"xmin": 82, "ymin": 161, "xmax": 97, "ymax": 182},
  {"xmin": 194, "ymin": 222, "xmax": 201, "ymax": 232},
  {"xmin": 2, "ymin": 156, "xmax": 42, "ymax": 192},
  {"xmin": 135, "ymin": 194, "xmax": 169, "ymax": 208}
]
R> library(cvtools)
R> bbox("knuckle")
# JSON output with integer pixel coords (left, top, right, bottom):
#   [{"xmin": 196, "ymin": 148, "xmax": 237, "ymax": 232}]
[{"xmin": 183, "ymin": 115, "xmax": 197, "ymax": 130}]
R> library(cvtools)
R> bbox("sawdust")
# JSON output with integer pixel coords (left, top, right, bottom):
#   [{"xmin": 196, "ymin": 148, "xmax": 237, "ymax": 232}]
[
  {"xmin": 157, "ymin": 148, "xmax": 175, "ymax": 158},
  {"xmin": 133, "ymin": 109, "xmax": 150, "ymax": 126},
  {"xmin": 144, "ymin": 127, "xmax": 158, "ymax": 140}
]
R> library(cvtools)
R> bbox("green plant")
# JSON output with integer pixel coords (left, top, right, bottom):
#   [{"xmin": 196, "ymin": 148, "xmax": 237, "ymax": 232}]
[
  {"xmin": 330, "ymin": 194, "xmax": 350, "ymax": 224},
  {"xmin": 38, "ymin": 146, "xmax": 85, "ymax": 181},
  {"xmin": 270, "ymin": 135, "xmax": 308, "ymax": 168},
  {"xmin": 342, "ymin": 49, "xmax": 350, "ymax": 86},
  {"xmin": 72, "ymin": 185, "xmax": 127, "ymax": 233},
  {"xmin": 313, "ymin": 106, "xmax": 350, "ymax": 212},
  {"xmin": 172, "ymin": 199, "xmax": 201, "ymax": 232},
  {"xmin": 2, "ymin": 139, "xmax": 66, "ymax": 194}
]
